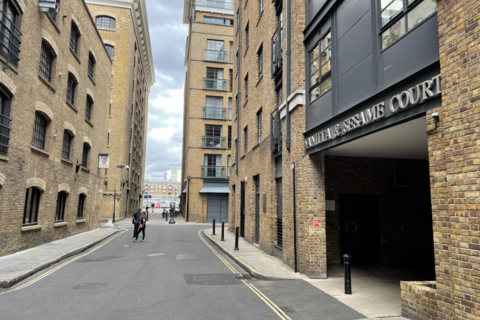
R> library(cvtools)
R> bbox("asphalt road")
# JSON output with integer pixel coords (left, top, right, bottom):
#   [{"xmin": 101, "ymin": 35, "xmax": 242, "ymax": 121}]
[{"xmin": 0, "ymin": 213, "xmax": 364, "ymax": 320}]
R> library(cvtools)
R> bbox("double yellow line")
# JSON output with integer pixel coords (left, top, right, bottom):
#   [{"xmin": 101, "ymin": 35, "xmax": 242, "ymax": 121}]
[
  {"xmin": 1, "ymin": 230, "xmax": 126, "ymax": 295},
  {"xmin": 198, "ymin": 230, "xmax": 292, "ymax": 320}
]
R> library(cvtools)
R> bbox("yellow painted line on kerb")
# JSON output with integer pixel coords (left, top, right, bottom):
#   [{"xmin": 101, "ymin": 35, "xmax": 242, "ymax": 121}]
[
  {"xmin": 1, "ymin": 230, "xmax": 126, "ymax": 295},
  {"xmin": 198, "ymin": 230, "xmax": 292, "ymax": 320}
]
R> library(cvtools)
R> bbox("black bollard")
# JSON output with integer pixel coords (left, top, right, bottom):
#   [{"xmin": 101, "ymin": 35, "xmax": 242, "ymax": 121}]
[
  {"xmin": 343, "ymin": 254, "xmax": 352, "ymax": 294},
  {"xmin": 212, "ymin": 219, "xmax": 216, "ymax": 235},
  {"xmin": 221, "ymin": 222, "xmax": 225, "ymax": 241},
  {"xmin": 234, "ymin": 227, "xmax": 239, "ymax": 250}
]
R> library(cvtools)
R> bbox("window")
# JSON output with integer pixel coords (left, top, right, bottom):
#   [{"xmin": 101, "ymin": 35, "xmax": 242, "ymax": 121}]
[
  {"xmin": 206, "ymin": 67, "xmax": 223, "ymax": 79},
  {"xmin": 204, "ymin": 154, "xmax": 222, "ymax": 178},
  {"xmin": 244, "ymin": 74, "xmax": 249, "ymax": 102},
  {"xmin": 207, "ymin": 39, "xmax": 224, "ymax": 51},
  {"xmin": 105, "ymin": 44, "xmax": 114, "ymax": 59},
  {"xmin": 95, "ymin": 16, "xmax": 116, "ymax": 30},
  {"xmin": 23, "ymin": 187, "xmax": 41, "ymax": 225},
  {"xmin": 39, "ymin": 42, "xmax": 54, "ymax": 82},
  {"xmin": 203, "ymin": 16, "xmax": 233, "ymax": 26},
  {"xmin": 228, "ymin": 97, "xmax": 232, "ymax": 120},
  {"xmin": 55, "ymin": 191, "xmax": 67, "ymax": 222},
  {"xmin": 66, "ymin": 73, "xmax": 77, "ymax": 106},
  {"xmin": 228, "ymin": 125, "xmax": 232, "ymax": 149},
  {"xmin": 257, "ymin": 45, "xmax": 263, "ymax": 78},
  {"xmin": 77, "ymin": 194, "xmax": 86, "ymax": 219},
  {"xmin": 0, "ymin": 0, "xmax": 21, "ymax": 67},
  {"xmin": 70, "ymin": 22, "xmax": 80, "ymax": 55},
  {"xmin": 257, "ymin": 109, "xmax": 262, "ymax": 143},
  {"xmin": 85, "ymin": 95, "xmax": 93, "ymax": 122},
  {"xmin": 227, "ymin": 155, "xmax": 232, "ymax": 177},
  {"xmin": 309, "ymin": 31, "xmax": 331, "ymax": 102},
  {"xmin": 81, "ymin": 143, "xmax": 90, "ymax": 168},
  {"xmin": 245, "ymin": 23, "xmax": 249, "ymax": 48},
  {"xmin": 244, "ymin": 126, "xmax": 248, "ymax": 154},
  {"xmin": 0, "ymin": 90, "xmax": 12, "ymax": 155},
  {"xmin": 62, "ymin": 130, "xmax": 72, "ymax": 160},
  {"xmin": 229, "ymin": 41, "xmax": 234, "ymax": 63},
  {"xmin": 32, "ymin": 112, "xmax": 47, "ymax": 149},
  {"xmin": 380, "ymin": 0, "xmax": 437, "ymax": 49},
  {"xmin": 276, "ymin": 84, "xmax": 283, "ymax": 106},
  {"xmin": 229, "ymin": 69, "xmax": 233, "ymax": 91},
  {"xmin": 88, "ymin": 53, "xmax": 95, "ymax": 78},
  {"xmin": 206, "ymin": 125, "xmax": 222, "ymax": 137},
  {"xmin": 48, "ymin": 0, "xmax": 59, "ymax": 21}
]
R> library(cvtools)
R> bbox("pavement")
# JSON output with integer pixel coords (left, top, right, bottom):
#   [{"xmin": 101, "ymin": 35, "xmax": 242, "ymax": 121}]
[{"xmin": 0, "ymin": 210, "xmax": 411, "ymax": 319}]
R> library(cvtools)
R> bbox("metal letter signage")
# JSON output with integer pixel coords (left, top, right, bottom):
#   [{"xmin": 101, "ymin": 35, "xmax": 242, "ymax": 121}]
[{"xmin": 304, "ymin": 74, "xmax": 441, "ymax": 150}]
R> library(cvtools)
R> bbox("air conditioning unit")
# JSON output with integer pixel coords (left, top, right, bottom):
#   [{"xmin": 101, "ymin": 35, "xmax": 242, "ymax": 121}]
[{"xmin": 39, "ymin": 0, "xmax": 58, "ymax": 13}]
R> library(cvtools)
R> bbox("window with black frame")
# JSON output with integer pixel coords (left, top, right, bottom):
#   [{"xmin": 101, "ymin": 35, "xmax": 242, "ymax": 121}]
[
  {"xmin": 81, "ymin": 142, "xmax": 90, "ymax": 168},
  {"xmin": 85, "ymin": 95, "xmax": 93, "ymax": 122},
  {"xmin": 55, "ymin": 191, "xmax": 67, "ymax": 222},
  {"xmin": 66, "ymin": 73, "xmax": 77, "ymax": 106},
  {"xmin": 105, "ymin": 44, "xmax": 114, "ymax": 59},
  {"xmin": 88, "ymin": 53, "xmax": 95, "ymax": 78},
  {"xmin": 0, "ymin": 90, "xmax": 11, "ymax": 155},
  {"xmin": 0, "ymin": 0, "xmax": 21, "ymax": 67},
  {"xmin": 62, "ymin": 130, "xmax": 72, "ymax": 160},
  {"xmin": 32, "ymin": 112, "xmax": 47, "ymax": 149},
  {"xmin": 380, "ymin": 0, "xmax": 437, "ymax": 50},
  {"xmin": 77, "ymin": 194, "xmax": 86, "ymax": 219},
  {"xmin": 95, "ymin": 16, "xmax": 116, "ymax": 30},
  {"xmin": 23, "ymin": 187, "xmax": 41, "ymax": 225},
  {"xmin": 244, "ymin": 126, "xmax": 248, "ymax": 154},
  {"xmin": 257, "ymin": 109, "xmax": 262, "ymax": 143},
  {"xmin": 309, "ymin": 31, "xmax": 331, "ymax": 102},
  {"xmin": 48, "ymin": 0, "xmax": 59, "ymax": 22},
  {"xmin": 257, "ymin": 45, "xmax": 263, "ymax": 78},
  {"xmin": 39, "ymin": 42, "xmax": 54, "ymax": 82},
  {"xmin": 70, "ymin": 22, "xmax": 80, "ymax": 55}
]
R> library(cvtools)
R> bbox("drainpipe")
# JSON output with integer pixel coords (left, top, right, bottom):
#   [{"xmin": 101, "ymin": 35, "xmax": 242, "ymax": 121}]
[
  {"xmin": 236, "ymin": 0, "xmax": 242, "ymax": 175},
  {"xmin": 285, "ymin": 0, "xmax": 292, "ymax": 151},
  {"xmin": 292, "ymin": 162, "xmax": 297, "ymax": 272}
]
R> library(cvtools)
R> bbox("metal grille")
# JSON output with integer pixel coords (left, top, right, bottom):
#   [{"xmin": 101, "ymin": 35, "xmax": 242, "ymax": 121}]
[
  {"xmin": 70, "ymin": 24, "xmax": 79, "ymax": 54},
  {"xmin": 39, "ymin": 42, "xmax": 52, "ymax": 82},
  {"xmin": 77, "ymin": 194, "xmax": 86, "ymax": 219},
  {"xmin": 0, "ymin": 112, "xmax": 11, "ymax": 155},
  {"xmin": 0, "ymin": 8, "xmax": 22, "ymax": 68},
  {"xmin": 271, "ymin": 22, "xmax": 283, "ymax": 78},
  {"xmin": 56, "ymin": 191, "xmax": 67, "ymax": 222},
  {"xmin": 23, "ymin": 187, "xmax": 41, "ymax": 225},
  {"xmin": 95, "ymin": 16, "xmax": 115, "ymax": 30},
  {"xmin": 85, "ymin": 97, "xmax": 92, "ymax": 121},
  {"xmin": 88, "ymin": 54, "xmax": 94, "ymax": 77},
  {"xmin": 270, "ymin": 109, "xmax": 282, "ymax": 157},
  {"xmin": 81, "ymin": 143, "xmax": 89, "ymax": 167},
  {"xmin": 32, "ymin": 113, "xmax": 46, "ymax": 149},
  {"xmin": 276, "ymin": 218, "xmax": 283, "ymax": 248},
  {"xmin": 105, "ymin": 44, "xmax": 114, "ymax": 59},
  {"xmin": 66, "ymin": 74, "xmax": 75, "ymax": 105},
  {"xmin": 62, "ymin": 131, "xmax": 71, "ymax": 160}
]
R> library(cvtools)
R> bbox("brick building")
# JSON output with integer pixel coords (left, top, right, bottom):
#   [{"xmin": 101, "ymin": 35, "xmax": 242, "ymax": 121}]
[
  {"xmin": 144, "ymin": 179, "xmax": 181, "ymax": 208},
  {"xmin": 0, "ymin": 0, "xmax": 112, "ymax": 256},
  {"xmin": 85, "ymin": 0, "xmax": 154, "ymax": 222},
  {"xmin": 230, "ymin": 0, "xmax": 480, "ymax": 318},
  {"xmin": 181, "ymin": 0, "xmax": 234, "ymax": 223}
]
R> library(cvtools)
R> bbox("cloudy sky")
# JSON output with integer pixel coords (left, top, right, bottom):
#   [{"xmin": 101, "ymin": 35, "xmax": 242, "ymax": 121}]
[{"xmin": 144, "ymin": 1, "xmax": 187, "ymax": 180}]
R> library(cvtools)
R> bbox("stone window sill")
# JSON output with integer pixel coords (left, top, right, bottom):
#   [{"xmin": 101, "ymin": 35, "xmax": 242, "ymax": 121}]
[
  {"xmin": 0, "ymin": 154, "xmax": 9, "ymax": 162},
  {"xmin": 76, "ymin": 219, "xmax": 86, "ymax": 224},
  {"xmin": 70, "ymin": 47, "xmax": 81, "ymax": 64},
  {"xmin": 85, "ymin": 118, "xmax": 94, "ymax": 128},
  {"xmin": 22, "ymin": 224, "xmax": 42, "ymax": 232},
  {"xmin": 61, "ymin": 158, "xmax": 73, "ymax": 166},
  {"xmin": 66, "ymin": 101, "xmax": 78, "ymax": 113},
  {"xmin": 54, "ymin": 221, "xmax": 68, "ymax": 227},
  {"xmin": 38, "ymin": 74, "xmax": 56, "ymax": 92},
  {"xmin": 31, "ymin": 145, "xmax": 50, "ymax": 157}
]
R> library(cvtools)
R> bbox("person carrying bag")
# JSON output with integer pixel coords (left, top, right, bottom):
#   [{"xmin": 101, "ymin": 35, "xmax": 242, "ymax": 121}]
[{"xmin": 135, "ymin": 211, "xmax": 147, "ymax": 242}]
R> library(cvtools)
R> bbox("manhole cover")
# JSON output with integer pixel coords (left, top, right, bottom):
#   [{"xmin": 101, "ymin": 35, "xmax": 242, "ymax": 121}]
[
  {"xmin": 176, "ymin": 254, "xmax": 198, "ymax": 260},
  {"xmin": 74, "ymin": 283, "xmax": 106, "ymax": 290},
  {"xmin": 147, "ymin": 253, "xmax": 165, "ymax": 257}
]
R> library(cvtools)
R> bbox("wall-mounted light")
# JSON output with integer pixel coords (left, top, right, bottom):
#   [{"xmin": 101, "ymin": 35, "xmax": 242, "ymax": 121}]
[
  {"xmin": 244, "ymin": 176, "xmax": 248, "ymax": 183},
  {"xmin": 426, "ymin": 112, "xmax": 440, "ymax": 135}
]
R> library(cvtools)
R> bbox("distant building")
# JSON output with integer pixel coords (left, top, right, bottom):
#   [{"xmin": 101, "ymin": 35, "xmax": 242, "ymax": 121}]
[{"xmin": 144, "ymin": 179, "xmax": 181, "ymax": 207}]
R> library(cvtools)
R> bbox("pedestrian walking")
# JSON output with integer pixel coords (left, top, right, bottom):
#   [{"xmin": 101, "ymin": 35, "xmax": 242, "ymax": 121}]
[
  {"xmin": 135, "ymin": 211, "xmax": 147, "ymax": 242},
  {"xmin": 132, "ymin": 208, "xmax": 141, "ymax": 241}
]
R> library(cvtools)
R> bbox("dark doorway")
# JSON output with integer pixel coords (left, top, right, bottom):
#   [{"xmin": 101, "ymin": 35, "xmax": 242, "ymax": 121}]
[
  {"xmin": 254, "ymin": 176, "xmax": 260, "ymax": 244},
  {"xmin": 340, "ymin": 194, "xmax": 381, "ymax": 265},
  {"xmin": 240, "ymin": 181, "xmax": 245, "ymax": 238}
]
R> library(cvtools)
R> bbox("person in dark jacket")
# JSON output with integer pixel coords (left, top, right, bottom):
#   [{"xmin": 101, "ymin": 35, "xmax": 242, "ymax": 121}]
[
  {"xmin": 135, "ymin": 211, "xmax": 147, "ymax": 242},
  {"xmin": 132, "ymin": 208, "xmax": 141, "ymax": 241}
]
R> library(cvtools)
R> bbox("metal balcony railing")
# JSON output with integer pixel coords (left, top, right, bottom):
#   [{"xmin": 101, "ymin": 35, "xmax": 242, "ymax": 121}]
[
  {"xmin": 270, "ymin": 109, "xmax": 282, "ymax": 157},
  {"xmin": 0, "ymin": 113, "xmax": 11, "ymax": 155},
  {"xmin": 196, "ymin": 0, "xmax": 234, "ymax": 10},
  {"xmin": 203, "ymin": 78, "xmax": 227, "ymax": 91},
  {"xmin": 276, "ymin": 218, "xmax": 283, "ymax": 248},
  {"xmin": 203, "ymin": 107, "xmax": 226, "ymax": 120},
  {"xmin": 271, "ymin": 22, "xmax": 282, "ymax": 78},
  {"xmin": 204, "ymin": 49, "xmax": 227, "ymax": 63},
  {"xmin": 201, "ymin": 166, "xmax": 226, "ymax": 178},
  {"xmin": 0, "ymin": 10, "xmax": 22, "ymax": 69},
  {"xmin": 202, "ymin": 136, "xmax": 226, "ymax": 149}
]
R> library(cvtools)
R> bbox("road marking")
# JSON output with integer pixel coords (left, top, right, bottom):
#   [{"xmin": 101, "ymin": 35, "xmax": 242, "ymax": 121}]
[
  {"xmin": 198, "ymin": 230, "xmax": 292, "ymax": 320},
  {"xmin": 0, "ymin": 230, "xmax": 126, "ymax": 295}
]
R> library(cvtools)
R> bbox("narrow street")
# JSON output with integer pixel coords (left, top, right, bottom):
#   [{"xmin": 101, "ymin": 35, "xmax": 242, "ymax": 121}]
[{"xmin": 0, "ymin": 212, "xmax": 363, "ymax": 320}]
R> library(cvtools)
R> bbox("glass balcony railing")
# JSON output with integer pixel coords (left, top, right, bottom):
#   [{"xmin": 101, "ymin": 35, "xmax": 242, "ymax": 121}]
[
  {"xmin": 203, "ymin": 107, "xmax": 226, "ymax": 120},
  {"xmin": 0, "ymin": 113, "xmax": 11, "ymax": 155},
  {"xmin": 201, "ymin": 166, "xmax": 226, "ymax": 178},
  {"xmin": 204, "ymin": 49, "xmax": 227, "ymax": 63},
  {"xmin": 203, "ymin": 78, "xmax": 227, "ymax": 91},
  {"xmin": 196, "ymin": 0, "xmax": 234, "ymax": 10},
  {"xmin": 202, "ymin": 136, "xmax": 226, "ymax": 149}
]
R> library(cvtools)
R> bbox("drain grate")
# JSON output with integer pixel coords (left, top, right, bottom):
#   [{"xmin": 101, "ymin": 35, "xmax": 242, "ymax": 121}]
[
  {"xmin": 74, "ymin": 283, "xmax": 106, "ymax": 290},
  {"xmin": 147, "ymin": 253, "xmax": 165, "ymax": 257}
]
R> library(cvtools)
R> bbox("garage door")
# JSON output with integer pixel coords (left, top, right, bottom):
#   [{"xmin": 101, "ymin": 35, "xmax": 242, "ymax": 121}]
[{"xmin": 207, "ymin": 193, "xmax": 228, "ymax": 223}]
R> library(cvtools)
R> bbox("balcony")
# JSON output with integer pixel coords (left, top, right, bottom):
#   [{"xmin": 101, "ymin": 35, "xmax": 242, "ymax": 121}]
[
  {"xmin": 202, "ymin": 136, "xmax": 226, "ymax": 149},
  {"xmin": 201, "ymin": 166, "xmax": 226, "ymax": 178},
  {"xmin": 203, "ymin": 107, "xmax": 227, "ymax": 120},
  {"xmin": 0, "ymin": 113, "xmax": 11, "ymax": 155},
  {"xmin": 0, "ymin": 10, "xmax": 22, "ymax": 68},
  {"xmin": 270, "ymin": 109, "xmax": 282, "ymax": 157},
  {"xmin": 196, "ymin": 0, "xmax": 234, "ymax": 10},
  {"xmin": 271, "ymin": 22, "xmax": 282, "ymax": 78},
  {"xmin": 204, "ymin": 49, "xmax": 227, "ymax": 63},
  {"xmin": 203, "ymin": 78, "xmax": 227, "ymax": 91}
]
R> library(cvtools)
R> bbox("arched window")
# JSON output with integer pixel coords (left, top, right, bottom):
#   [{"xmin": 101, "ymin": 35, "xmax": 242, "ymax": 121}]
[
  {"xmin": 0, "ymin": 90, "xmax": 12, "ymax": 155},
  {"xmin": 39, "ymin": 41, "xmax": 55, "ymax": 82},
  {"xmin": 56, "ymin": 191, "xmax": 68, "ymax": 222},
  {"xmin": 81, "ymin": 142, "xmax": 90, "ymax": 168},
  {"xmin": 32, "ymin": 112, "xmax": 47, "ymax": 149},
  {"xmin": 96, "ymin": 16, "xmax": 116, "ymax": 30},
  {"xmin": 62, "ymin": 130, "xmax": 72, "ymax": 160},
  {"xmin": 77, "ymin": 194, "xmax": 86, "ymax": 219},
  {"xmin": 66, "ymin": 73, "xmax": 77, "ymax": 106},
  {"xmin": 88, "ymin": 52, "xmax": 95, "ymax": 78},
  {"xmin": 23, "ymin": 187, "xmax": 42, "ymax": 225},
  {"xmin": 0, "ymin": 0, "xmax": 21, "ymax": 67},
  {"xmin": 70, "ymin": 22, "xmax": 80, "ymax": 55},
  {"xmin": 85, "ymin": 95, "xmax": 93, "ymax": 122},
  {"xmin": 105, "ymin": 44, "xmax": 114, "ymax": 59}
]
